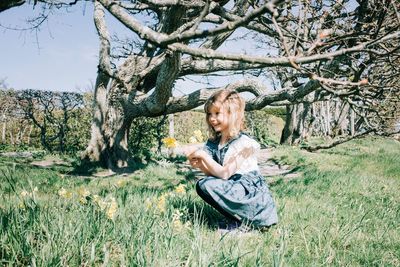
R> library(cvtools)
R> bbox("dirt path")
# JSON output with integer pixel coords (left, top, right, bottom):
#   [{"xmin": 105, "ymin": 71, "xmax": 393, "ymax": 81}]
[
  {"xmin": 177, "ymin": 148, "xmax": 300, "ymax": 182},
  {"xmin": 25, "ymin": 148, "xmax": 300, "ymax": 181}
]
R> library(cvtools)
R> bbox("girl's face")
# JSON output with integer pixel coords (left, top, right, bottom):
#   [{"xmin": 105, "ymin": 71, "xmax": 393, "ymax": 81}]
[{"xmin": 207, "ymin": 104, "xmax": 229, "ymax": 134}]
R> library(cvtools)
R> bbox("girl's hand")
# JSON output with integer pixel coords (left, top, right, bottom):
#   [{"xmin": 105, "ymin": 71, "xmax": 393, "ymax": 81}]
[
  {"xmin": 188, "ymin": 148, "xmax": 207, "ymax": 159},
  {"xmin": 183, "ymin": 144, "xmax": 202, "ymax": 157},
  {"xmin": 189, "ymin": 157, "xmax": 202, "ymax": 169}
]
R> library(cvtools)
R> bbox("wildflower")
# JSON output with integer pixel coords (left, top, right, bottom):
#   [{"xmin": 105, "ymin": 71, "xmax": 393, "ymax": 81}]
[
  {"xmin": 115, "ymin": 180, "xmax": 126, "ymax": 188},
  {"xmin": 78, "ymin": 187, "xmax": 90, "ymax": 198},
  {"xmin": 93, "ymin": 194, "xmax": 107, "ymax": 211},
  {"xmin": 106, "ymin": 197, "xmax": 118, "ymax": 221},
  {"xmin": 173, "ymin": 218, "xmax": 184, "ymax": 231},
  {"xmin": 144, "ymin": 198, "xmax": 153, "ymax": 210},
  {"xmin": 193, "ymin": 130, "xmax": 204, "ymax": 142},
  {"xmin": 184, "ymin": 221, "xmax": 192, "ymax": 229},
  {"xmin": 171, "ymin": 209, "xmax": 191, "ymax": 231},
  {"xmin": 18, "ymin": 202, "xmax": 25, "ymax": 210},
  {"xmin": 189, "ymin": 136, "xmax": 197, "ymax": 144},
  {"xmin": 162, "ymin": 137, "xmax": 178, "ymax": 148},
  {"xmin": 172, "ymin": 209, "xmax": 183, "ymax": 220},
  {"xmin": 79, "ymin": 197, "xmax": 88, "ymax": 204},
  {"xmin": 78, "ymin": 187, "xmax": 90, "ymax": 204},
  {"xmin": 174, "ymin": 184, "xmax": 186, "ymax": 195},
  {"xmin": 166, "ymin": 191, "xmax": 175, "ymax": 198},
  {"xmin": 156, "ymin": 194, "xmax": 167, "ymax": 213},
  {"xmin": 58, "ymin": 187, "xmax": 72, "ymax": 199},
  {"xmin": 21, "ymin": 187, "xmax": 37, "ymax": 198}
]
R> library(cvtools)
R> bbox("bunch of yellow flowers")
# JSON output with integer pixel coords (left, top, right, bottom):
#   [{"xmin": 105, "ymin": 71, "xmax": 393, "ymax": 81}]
[
  {"xmin": 172, "ymin": 208, "xmax": 191, "ymax": 231},
  {"xmin": 189, "ymin": 130, "xmax": 204, "ymax": 143},
  {"xmin": 145, "ymin": 184, "xmax": 188, "ymax": 214},
  {"xmin": 77, "ymin": 187, "xmax": 91, "ymax": 204},
  {"xmin": 20, "ymin": 187, "xmax": 38, "ymax": 198},
  {"xmin": 162, "ymin": 137, "xmax": 178, "ymax": 148},
  {"xmin": 58, "ymin": 187, "xmax": 73, "ymax": 199},
  {"xmin": 93, "ymin": 195, "xmax": 118, "ymax": 221},
  {"xmin": 174, "ymin": 184, "xmax": 186, "ymax": 195},
  {"xmin": 106, "ymin": 197, "xmax": 118, "ymax": 221}
]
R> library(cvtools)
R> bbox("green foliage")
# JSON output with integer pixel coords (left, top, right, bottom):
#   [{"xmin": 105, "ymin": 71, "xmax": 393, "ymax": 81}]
[
  {"xmin": 261, "ymin": 107, "xmax": 286, "ymax": 119},
  {"xmin": 172, "ymin": 109, "xmax": 284, "ymax": 146},
  {"xmin": 246, "ymin": 110, "xmax": 285, "ymax": 146},
  {"xmin": 0, "ymin": 137, "xmax": 399, "ymax": 265},
  {"xmin": 173, "ymin": 110, "xmax": 208, "ymax": 144},
  {"xmin": 0, "ymin": 89, "xmax": 92, "ymax": 155},
  {"xmin": 63, "ymin": 108, "xmax": 92, "ymax": 154},
  {"xmin": 128, "ymin": 116, "xmax": 168, "ymax": 162}
]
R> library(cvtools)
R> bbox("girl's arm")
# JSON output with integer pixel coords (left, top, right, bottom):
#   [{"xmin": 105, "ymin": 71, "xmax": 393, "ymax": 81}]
[
  {"xmin": 185, "ymin": 145, "xmax": 212, "ymax": 176},
  {"xmin": 189, "ymin": 146, "xmax": 253, "ymax": 180},
  {"xmin": 188, "ymin": 157, "xmax": 212, "ymax": 176}
]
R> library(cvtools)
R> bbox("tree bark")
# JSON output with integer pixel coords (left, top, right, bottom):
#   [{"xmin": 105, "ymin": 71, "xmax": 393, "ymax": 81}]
[
  {"xmin": 280, "ymin": 105, "xmax": 299, "ymax": 145},
  {"xmin": 0, "ymin": 0, "xmax": 25, "ymax": 12},
  {"xmin": 350, "ymin": 108, "xmax": 355, "ymax": 136}
]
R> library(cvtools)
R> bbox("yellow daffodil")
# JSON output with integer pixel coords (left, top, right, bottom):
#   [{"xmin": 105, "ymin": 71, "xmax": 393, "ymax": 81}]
[
  {"xmin": 162, "ymin": 137, "xmax": 178, "ymax": 148},
  {"xmin": 171, "ymin": 209, "xmax": 191, "ymax": 231},
  {"xmin": 157, "ymin": 195, "xmax": 167, "ymax": 213},
  {"xmin": 58, "ymin": 187, "xmax": 72, "ymax": 199},
  {"xmin": 144, "ymin": 198, "xmax": 153, "ymax": 210},
  {"xmin": 193, "ymin": 130, "xmax": 204, "ymax": 142},
  {"xmin": 115, "ymin": 180, "xmax": 126, "ymax": 188},
  {"xmin": 188, "ymin": 136, "xmax": 197, "ymax": 143},
  {"xmin": 77, "ymin": 187, "xmax": 90, "ymax": 204},
  {"xmin": 106, "ymin": 197, "xmax": 118, "ymax": 221},
  {"xmin": 174, "ymin": 184, "xmax": 186, "ymax": 195},
  {"xmin": 78, "ymin": 187, "xmax": 90, "ymax": 198},
  {"xmin": 93, "ymin": 195, "xmax": 107, "ymax": 211},
  {"xmin": 188, "ymin": 130, "xmax": 204, "ymax": 143},
  {"xmin": 172, "ymin": 209, "xmax": 183, "ymax": 220},
  {"xmin": 173, "ymin": 219, "xmax": 183, "ymax": 231}
]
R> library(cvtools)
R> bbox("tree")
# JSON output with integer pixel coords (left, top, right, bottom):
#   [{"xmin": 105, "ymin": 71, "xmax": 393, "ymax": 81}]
[
  {"xmin": 81, "ymin": 0, "xmax": 400, "ymax": 169},
  {"xmin": 3, "ymin": 1, "xmax": 399, "ymax": 168},
  {"xmin": 17, "ymin": 89, "xmax": 84, "ymax": 153}
]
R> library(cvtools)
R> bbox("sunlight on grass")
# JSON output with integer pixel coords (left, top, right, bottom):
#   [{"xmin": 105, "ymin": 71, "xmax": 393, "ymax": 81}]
[{"xmin": 1, "ymin": 137, "xmax": 399, "ymax": 265}]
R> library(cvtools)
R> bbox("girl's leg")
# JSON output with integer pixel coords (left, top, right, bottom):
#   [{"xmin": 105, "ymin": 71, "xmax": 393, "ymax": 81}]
[{"xmin": 196, "ymin": 181, "xmax": 240, "ymax": 223}]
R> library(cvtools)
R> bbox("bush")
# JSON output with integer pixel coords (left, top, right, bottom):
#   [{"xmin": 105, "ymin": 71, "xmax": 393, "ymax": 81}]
[
  {"xmin": 128, "ymin": 116, "xmax": 168, "ymax": 162},
  {"xmin": 246, "ymin": 110, "xmax": 285, "ymax": 146},
  {"xmin": 173, "ymin": 110, "xmax": 208, "ymax": 144}
]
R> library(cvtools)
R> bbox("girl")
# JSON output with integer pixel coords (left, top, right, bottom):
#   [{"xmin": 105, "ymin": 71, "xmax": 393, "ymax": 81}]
[{"xmin": 187, "ymin": 89, "xmax": 278, "ymax": 229}]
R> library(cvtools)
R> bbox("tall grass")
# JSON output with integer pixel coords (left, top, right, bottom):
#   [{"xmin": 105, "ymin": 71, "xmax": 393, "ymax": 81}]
[{"xmin": 1, "ymin": 137, "xmax": 399, "ymax": 266}]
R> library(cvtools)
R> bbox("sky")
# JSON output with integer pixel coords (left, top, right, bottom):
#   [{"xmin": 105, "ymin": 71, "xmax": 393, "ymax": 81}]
[
  {"xmin": 0, "ymin": 1, "xmax": 272, "ymax": 96},
  {"xmin": 0, "ymin": 2, "xmax": 100, "ymax": 93}
]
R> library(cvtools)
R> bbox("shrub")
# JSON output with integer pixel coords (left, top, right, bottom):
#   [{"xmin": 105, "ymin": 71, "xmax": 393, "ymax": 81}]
[
  {"xmin": 246, "ymin": 109, "xmax": 285, "ymax": 146},
  {"xmin": 128, "ymin": 116, "xmax": 168, "ymax": 161}
]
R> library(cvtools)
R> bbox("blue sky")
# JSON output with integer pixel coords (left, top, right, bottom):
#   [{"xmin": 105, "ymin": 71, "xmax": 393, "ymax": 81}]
[
  {"xmin": 0, "ymin": 2, "xmax": 99, "ymax": 92},
  {"xmin": 0, "ymin": 2, "xmax": 272, "ymax": 96}
]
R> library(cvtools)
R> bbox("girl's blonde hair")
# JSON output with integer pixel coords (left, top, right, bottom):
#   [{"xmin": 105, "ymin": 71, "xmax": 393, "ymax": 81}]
[{"xmin": 204, "ymin": 89, "xmax": 246, "ymax": 141}]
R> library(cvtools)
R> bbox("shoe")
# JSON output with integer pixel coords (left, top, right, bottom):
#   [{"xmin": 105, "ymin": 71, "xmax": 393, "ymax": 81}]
[
  {"xmin": 217, "ymin": 220, "xmax": 241, "ymax": 231},
  {"xmin": 217, "ymin": 223, "xmax": 254, "ymax": 236}
]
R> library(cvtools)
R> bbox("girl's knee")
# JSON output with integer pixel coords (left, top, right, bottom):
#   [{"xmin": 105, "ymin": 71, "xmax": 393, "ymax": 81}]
[
  {"xmin": 196, "ymin": 179, "xmax": 208, "ymax": 194},
  {"xmin": 196, "ymin": 177, "xmax": 215, "ymax": 194}
]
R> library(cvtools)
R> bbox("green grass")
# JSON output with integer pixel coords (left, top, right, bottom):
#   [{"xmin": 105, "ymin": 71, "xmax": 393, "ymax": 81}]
[{"xmin": 1, "ymin": 137, "xmax": 399, "ymax": 266}]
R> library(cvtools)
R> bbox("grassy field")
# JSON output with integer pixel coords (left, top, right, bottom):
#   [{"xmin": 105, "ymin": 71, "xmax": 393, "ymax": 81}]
[{"xmin": 0, "ymin": 137, "xmax": 399, "ymax": 266}]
